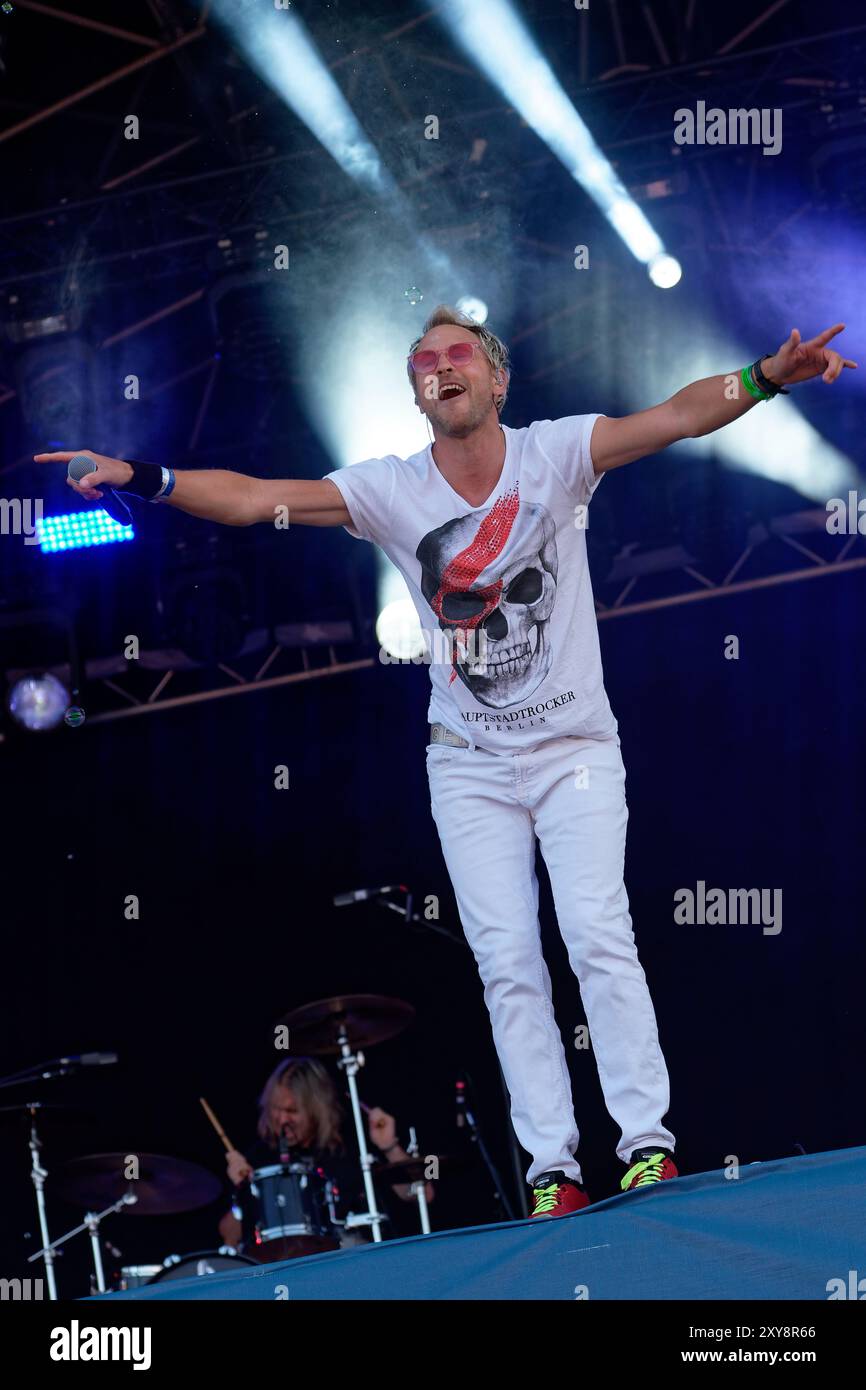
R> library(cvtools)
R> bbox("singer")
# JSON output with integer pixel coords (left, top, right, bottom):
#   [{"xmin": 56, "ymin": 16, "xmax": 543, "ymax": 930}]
[{"xmin": 37, "ymin": 307, "xmax": 855, "ymax": 1217}]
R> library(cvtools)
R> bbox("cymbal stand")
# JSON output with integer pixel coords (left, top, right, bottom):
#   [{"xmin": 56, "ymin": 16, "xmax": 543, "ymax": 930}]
[
  {"xmin": 405, "ymin": 1126, "xmax": 432, "ymax": 1235},
  {"xmin": 28, "ymin": 1192, "xmax": 138, "ymax": 1295},
  {"xmin": 334, "ymin": 1023, "xmax": 386, "ymax": 1242}
]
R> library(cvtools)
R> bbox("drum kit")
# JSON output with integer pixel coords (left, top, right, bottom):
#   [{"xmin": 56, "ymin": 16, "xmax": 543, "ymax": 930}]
[{"xmin": 3, "ymin": 993, "xmax": 484, "ymax": 1299}]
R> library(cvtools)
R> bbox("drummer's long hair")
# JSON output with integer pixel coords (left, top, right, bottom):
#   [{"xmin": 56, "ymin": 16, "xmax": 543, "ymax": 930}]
[{"xmin": 257, "ymin": 1057, "xmax": 344, "ymax": 1155}]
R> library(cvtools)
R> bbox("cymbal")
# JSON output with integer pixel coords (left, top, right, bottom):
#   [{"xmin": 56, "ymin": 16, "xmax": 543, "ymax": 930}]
[
  {"xmin": 277, "ymin": 994, "xmax": 415, "ymax": 1054},
  {"xmin": 373, "ymin": 1155, "xmax": 467, "ymax": 1184},
  {"xmin": 52, "ymin": 1153, "xmax": 223, "ymax": 1216}
]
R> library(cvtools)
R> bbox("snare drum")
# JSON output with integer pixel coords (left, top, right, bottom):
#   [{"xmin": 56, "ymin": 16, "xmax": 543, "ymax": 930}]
[
  {"xmin": 112, "ymin": 1264, "xmax": 163, "ymax": 1291},
  {"xmin": 148, "ymin": 1249, "xmax": 255, "ymax": 1283},
  {"xmin": 244, "ymin": 1162, "xmax": 339, "ymax": 1262},
  {"xmin": 112, "ymin": 1249, "xmax": 254, "ymax": 1289}
]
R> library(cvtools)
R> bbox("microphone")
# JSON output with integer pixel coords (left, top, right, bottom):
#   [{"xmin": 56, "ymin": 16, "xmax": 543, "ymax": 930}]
[
  {"xmin": 455, "ymin": 1076, "xmax": 467, "ymax": 1129},
  {"xmin": 57, "ymin": 1052, "xmax": 119, "ymax": 1068},
  {"xmin": 67, "ymin": 453, "xmax": 133, "ymax": 529},
  {"xmin": 277, "ymin": 1123, "xmax": 291, "ymax": 1167},
  {"xmin": 333, "ymin": 885, "xmax": 404, "ymax": 907}
]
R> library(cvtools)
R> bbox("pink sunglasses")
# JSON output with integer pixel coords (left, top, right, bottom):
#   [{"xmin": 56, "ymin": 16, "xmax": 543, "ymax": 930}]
[{"xmin": 408, "ymin": 341, "xmax": 483, "ymax": 375}]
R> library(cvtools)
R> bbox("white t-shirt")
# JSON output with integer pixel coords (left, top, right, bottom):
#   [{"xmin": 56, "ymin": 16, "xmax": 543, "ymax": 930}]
[{"xmin": 325, "ymin": 415, "xmax": 618, "ymax": 754}]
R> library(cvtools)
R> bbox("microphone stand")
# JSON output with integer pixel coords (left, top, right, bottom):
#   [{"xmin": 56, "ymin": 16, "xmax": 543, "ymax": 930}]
[
  {"xmin": 27, "ymin": 1107, "xmax": 57, "ymax": 1300},
  {"xmin": 0, "ymin": 1058, "xmax": 98, "ymax": 1088},
  {"xmin": 372, "ymin": 890, "xmax": 528, "ymax": 1220},
  {"xmin": 0, "ymin": 1054, "xmax": 121, "ymax": 1298},
  {"xmin": 460, "ymin": 1074, "xmax": 515, "ymax": 1222}
]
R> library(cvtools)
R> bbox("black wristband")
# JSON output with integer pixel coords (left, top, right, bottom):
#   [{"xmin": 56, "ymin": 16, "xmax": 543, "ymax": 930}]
[
  {"xmin": 116, "ymin": 458, "xmax": 166, "ymax": 500},
  {"xmin": 752, "ymin": 356, "xmax": 790, "ymax": 397}
]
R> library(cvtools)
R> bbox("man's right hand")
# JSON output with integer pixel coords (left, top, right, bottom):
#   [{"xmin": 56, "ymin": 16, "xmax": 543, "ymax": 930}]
[
  {"xmin": 33, "ymin": 449, "xmax": 134, "ymax": 503},
  {"xmin": 225, "ymin": 1149, "xmax": 253, "ymax": 1186}
]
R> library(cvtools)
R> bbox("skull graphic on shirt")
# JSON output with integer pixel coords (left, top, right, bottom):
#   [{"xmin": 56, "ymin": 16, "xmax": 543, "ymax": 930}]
[{"xmin": 416, "ymin": 487, "xmax": 558, "ymax": 707}]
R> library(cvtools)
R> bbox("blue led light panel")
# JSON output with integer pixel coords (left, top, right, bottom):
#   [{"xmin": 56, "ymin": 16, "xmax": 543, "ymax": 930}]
[{"xmin": 38, "ymin": 509, "xmax": 135, "ymax": 552}]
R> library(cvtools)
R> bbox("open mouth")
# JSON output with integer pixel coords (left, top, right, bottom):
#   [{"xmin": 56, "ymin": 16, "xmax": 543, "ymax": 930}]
[{"xmin": 438, "ymin": 382, "xmax": 467, "ymax": 402}]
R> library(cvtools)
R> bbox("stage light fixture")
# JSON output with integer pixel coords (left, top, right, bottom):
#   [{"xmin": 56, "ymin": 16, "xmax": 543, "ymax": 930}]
[
  {"xmin": 648, "ymin": 254, "xmax": 683, "ymax": 289},
  {"xmin": 456, "ymin": 296, "xmax": 489, "ymax": 324},
  {"xmin": 7, "ymin": 673, "xmax": 69, "ymax": 731},
  {"xmin": 376, "ymin": 597, "xmax": 426, "ymax": 662},
  {"xmin": 38, "ymin": 509, "xmax": 134, "ymax": 553}
]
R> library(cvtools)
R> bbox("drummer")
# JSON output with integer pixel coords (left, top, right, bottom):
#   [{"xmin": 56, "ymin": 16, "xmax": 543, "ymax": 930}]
[{"xmin": 217, "ymin": 1057, "xmax": 435, "ymax": 1247}]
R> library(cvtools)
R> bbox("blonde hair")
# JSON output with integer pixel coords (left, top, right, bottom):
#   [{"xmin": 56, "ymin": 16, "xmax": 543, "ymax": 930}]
[
  {"xmin": 407, "ymin": 303, "xmax": 511, "ymax": 414},
  {"xmin": 257, "ymin": 1056, "xmax": 344, "ymax": 1155}
]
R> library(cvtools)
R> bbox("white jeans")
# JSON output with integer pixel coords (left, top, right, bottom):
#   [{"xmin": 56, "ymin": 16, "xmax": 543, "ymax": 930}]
[{"xmin": 426, "ymin": 731, "xmax": 675, "ymax": 1186}]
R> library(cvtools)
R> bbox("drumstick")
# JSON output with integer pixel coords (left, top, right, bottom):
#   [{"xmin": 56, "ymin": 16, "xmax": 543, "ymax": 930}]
[{"xmin": 199, "ymin": 1096, "xmax": 235, "ymax": 1153}]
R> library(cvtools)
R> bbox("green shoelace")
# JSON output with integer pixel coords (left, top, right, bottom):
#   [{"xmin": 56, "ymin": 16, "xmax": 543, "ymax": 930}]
[
  {"xmin": 621, "ymin": 1152, "xmax": 668, "ymax": 1191},
  {"xmin": 532, "ymin": 1181, "xmax": 562, "ymax": 1214}
]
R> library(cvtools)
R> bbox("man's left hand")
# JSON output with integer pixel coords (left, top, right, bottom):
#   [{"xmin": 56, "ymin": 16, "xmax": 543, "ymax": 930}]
[{"xmin": 762, "ymin": 323, "xmax": 857, "ymax": 387}]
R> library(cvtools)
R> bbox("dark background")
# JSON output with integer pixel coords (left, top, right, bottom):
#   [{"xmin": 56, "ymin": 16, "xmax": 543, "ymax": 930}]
[{"xmin": 0, "ymin": 0, "xmax": 864, "ymax": 1294}]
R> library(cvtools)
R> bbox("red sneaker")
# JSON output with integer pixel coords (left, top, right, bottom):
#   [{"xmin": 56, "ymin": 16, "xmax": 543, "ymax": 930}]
[
  {"xmin": 529, "ymin": 1170, "xmax": 590, "ymax": 1218},
  {"xmin": 620, "ymin": 1148, "xmax": 679, "ymax": 1193}
]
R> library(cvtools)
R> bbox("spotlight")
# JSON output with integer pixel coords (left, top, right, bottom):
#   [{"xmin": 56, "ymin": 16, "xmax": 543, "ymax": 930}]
[
  {"xmin": 456, "ymin": 296, "xmax": 488, "ymax": 324},
  {"xmin": 7, "ymin": 673, "xmax": 69, "ymax": 731},
  {"xmin": 212, "ymin": 0, "xmax": 394, "ymax": 198},
  {"xmin": 376, "ymin": 598, "xmax": 425, "ymax": 661},
  {"xmin": 435, "ymin": 0, "xmax": 668, "ymax": 268},
  {"xmin": 648, "ymin": 254, "xmax": 683, "ymax": 289}
]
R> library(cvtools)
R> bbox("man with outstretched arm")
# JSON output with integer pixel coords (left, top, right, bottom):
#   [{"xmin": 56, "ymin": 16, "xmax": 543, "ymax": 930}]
[{"xmin": 36, "ymin": 308, "xmax": 855, "ymax": 1218}]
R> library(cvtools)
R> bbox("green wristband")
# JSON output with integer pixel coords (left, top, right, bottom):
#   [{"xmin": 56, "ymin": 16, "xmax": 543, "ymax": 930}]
[{"xmin": 740, "ymin": 365, "xmax": 769, "ymax": 401}]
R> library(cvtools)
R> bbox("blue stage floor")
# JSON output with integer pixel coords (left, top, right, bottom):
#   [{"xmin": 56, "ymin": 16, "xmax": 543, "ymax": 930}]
[{"xmin": 101, "ymin": 1144, "xmax": 866, "ymax": 1300}]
